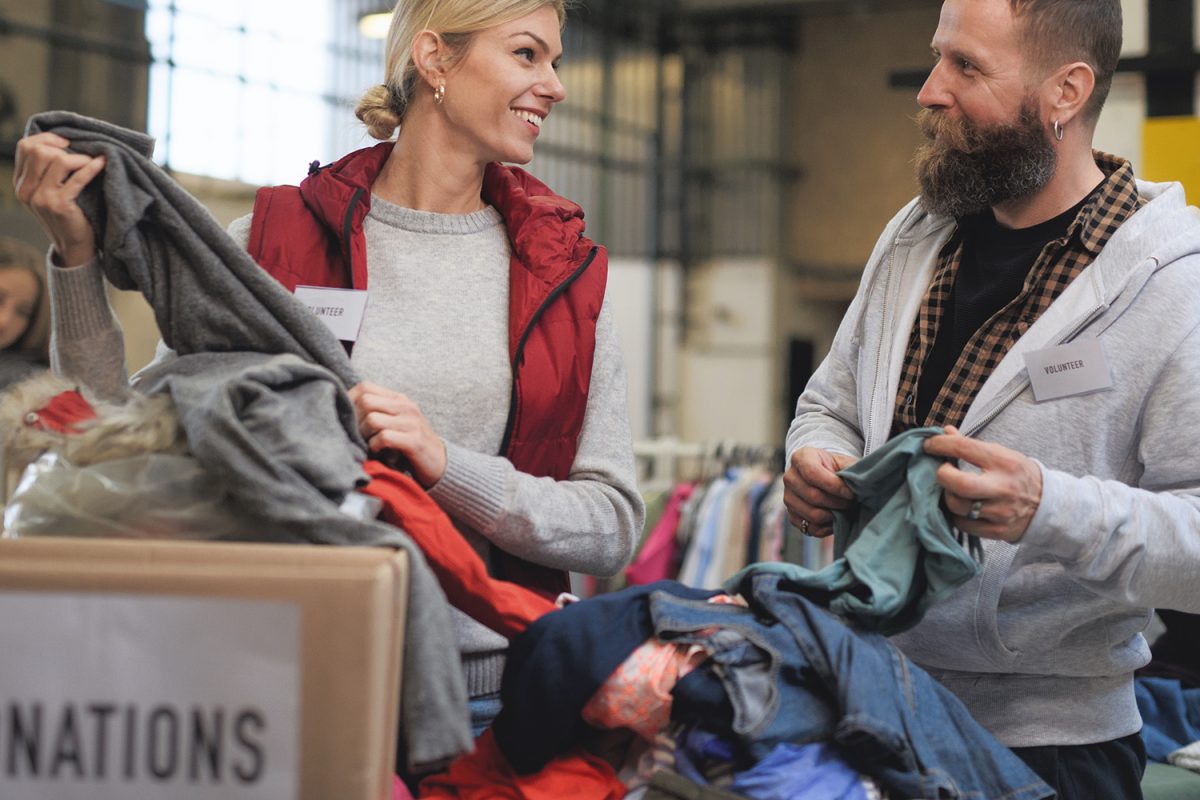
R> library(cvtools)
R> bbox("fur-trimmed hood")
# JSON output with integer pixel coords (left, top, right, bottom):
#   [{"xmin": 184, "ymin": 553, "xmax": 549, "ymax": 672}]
[{"xmin": 0, "ymin": 372, "xmax": 187, "ymax": 474}]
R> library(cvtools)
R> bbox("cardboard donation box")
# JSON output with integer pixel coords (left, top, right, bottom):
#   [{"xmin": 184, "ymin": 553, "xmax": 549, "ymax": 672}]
[{"xmin": 0, "ymin": 537, "xmax": 408, "ymax": 800}]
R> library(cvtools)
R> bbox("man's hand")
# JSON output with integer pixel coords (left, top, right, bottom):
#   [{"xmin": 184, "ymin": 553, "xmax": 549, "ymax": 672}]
[
  {"xmin": 348, "ymin": 381, "xmax": 447, "ymax": 488},
  {"xmin": 783, "ymin": 447, "xmax": 859, "ymax": 538},
  {"xmin": 923, "ymin": 426, "xmax": 1043, "ymax": 543}
]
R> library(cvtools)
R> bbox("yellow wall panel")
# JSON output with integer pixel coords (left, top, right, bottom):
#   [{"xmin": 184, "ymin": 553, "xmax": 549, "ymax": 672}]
[{"xmin": 1142, "ymin": 117, "xmax": 1200, "ymax": 204}]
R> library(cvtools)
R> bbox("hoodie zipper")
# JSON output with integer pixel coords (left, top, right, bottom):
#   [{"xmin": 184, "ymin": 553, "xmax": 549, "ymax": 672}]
[
  {"xmin": 499, "ymin": 246, "xmax": 599, "ymax": 456},
  {"xmin": 864, "ymin": 241, "xmax": 900, "ymax": 454}
]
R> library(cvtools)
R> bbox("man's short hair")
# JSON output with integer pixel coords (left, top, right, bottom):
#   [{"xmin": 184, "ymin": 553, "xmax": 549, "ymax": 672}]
[{"xmin": 1010, "ymin": 0, "xmax": 1123, "ymax": 122}]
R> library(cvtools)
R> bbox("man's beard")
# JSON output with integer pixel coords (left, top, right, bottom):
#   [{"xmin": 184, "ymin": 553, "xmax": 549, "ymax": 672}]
[{"xmin": 914, "ymin": 101, "xmax": 1057, "ymax": 218}]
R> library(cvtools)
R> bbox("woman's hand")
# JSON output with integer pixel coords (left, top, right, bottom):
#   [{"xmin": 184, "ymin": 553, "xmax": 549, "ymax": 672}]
[
  {"xmin": 348, "ymin": 381, "xmax": 447, "ymax": 488},
  {"xmin": 13, "ymin": 132, "xmax": 107, "ymax": 268}
]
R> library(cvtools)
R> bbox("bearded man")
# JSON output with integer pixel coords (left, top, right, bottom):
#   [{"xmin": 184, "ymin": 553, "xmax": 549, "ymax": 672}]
[{"xmin": 783, "ymin": 0, "xmax": 1200, "ymax": 797}]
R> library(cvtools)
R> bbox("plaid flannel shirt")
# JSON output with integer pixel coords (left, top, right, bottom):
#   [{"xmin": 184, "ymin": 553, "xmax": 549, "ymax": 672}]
[{"xmin": 892, "ymin": 152, "xmax": 1142, "ymax": 433}]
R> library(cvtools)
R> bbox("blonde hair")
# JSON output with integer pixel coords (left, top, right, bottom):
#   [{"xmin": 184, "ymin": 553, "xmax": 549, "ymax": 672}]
[
  {"xmin": 0, "ymin": 238, "xmax": 50, "ymax": 363},
  {"xmin": 355, "ymin": 0, "xmax": 568, "ymax": 140}
]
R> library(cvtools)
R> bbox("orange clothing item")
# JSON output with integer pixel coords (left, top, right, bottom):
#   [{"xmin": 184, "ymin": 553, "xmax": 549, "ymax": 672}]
[
  {"xmin": 581, "ymin": 641, "xmax": 708, "ymax": 741},
  {"xmin": 418, "ymin": 730, "xmax": 626, "ymax": 799},
  {"xmin": 361, "ymin": 461, "xmax": 556, "ymax": 640}
]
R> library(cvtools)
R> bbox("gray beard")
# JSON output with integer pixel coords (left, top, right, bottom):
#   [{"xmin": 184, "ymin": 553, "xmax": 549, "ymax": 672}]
[{"xmin": 914, "ymin": 105, "xmax": 1057, "ymax": 219}]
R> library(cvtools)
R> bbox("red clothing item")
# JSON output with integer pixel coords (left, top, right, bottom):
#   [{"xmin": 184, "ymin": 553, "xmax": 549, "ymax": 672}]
[
  {"xmin": 418, "ymin": 730, "xmax": 625, "ymax": 800},
  {"xmin": 393, "ymin": 775, "xmax": 415, "ymax": 800},
  {"xmin": 26, "ymin": 389, "xmax": 96, "ymax": 433},
  {"xmin": 361, "ymin": 461, "xmax": 556, "ymax": 640},
  {"xmin": 247, "ymin": 143, "xmax": 608, "ymax": 601}
]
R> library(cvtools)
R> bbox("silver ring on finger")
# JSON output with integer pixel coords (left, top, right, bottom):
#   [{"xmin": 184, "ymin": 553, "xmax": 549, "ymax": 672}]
[
  {"xmin": 799, "ymin": 519, "xmax": 810, "ymax": 535},
  {"xmin": 968, "ymin": 499, "xmax": 983, "ymax": 521}
]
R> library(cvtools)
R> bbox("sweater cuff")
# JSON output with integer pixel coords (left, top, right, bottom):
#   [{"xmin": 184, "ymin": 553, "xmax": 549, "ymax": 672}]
[
  {"xmin": 427, "ymin": 440, "xmax": 509, "ymax": 535},
  {"xmin": 1020, "ymin": 463, "xmax": 1094, "ymax": 564},
  {"xmin": 47, "ymin": 257, "xmax": 117, "ymax": 341},
  {"xmin": 460, "ymin": 652, "xmax": 507, "ymax": 697}
]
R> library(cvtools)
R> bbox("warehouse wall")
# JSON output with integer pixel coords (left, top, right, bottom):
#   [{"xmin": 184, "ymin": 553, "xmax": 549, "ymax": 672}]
[
  {"xmin": 0, "ymin": 0, "xmax": 1193, "ymax": 447},
  {"xmin": 676, "ymin": 0, "xmax": 1178, "ymax": 448}
]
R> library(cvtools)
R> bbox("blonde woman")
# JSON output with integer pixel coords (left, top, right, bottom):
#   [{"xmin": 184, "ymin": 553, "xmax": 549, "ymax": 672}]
[
  {"xmin": 15, "ymin": 0, "xmax": 643, "ymax": 737},
  {"xmin": 0, "ymin": 237, "xmax": 50, "ymax": 390}
]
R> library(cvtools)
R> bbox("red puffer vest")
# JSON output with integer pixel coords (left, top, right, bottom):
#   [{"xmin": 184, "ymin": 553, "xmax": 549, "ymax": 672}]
[{"xmin": 247, "ymin": 142, "xmax": 607, "ymax": 600}]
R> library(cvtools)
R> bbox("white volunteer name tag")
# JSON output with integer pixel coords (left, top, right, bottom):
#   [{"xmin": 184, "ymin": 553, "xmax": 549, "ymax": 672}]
[
  {"xmin": 293, "ymin": 286, "xmax": 368, "ymax": 342},
  {"xmin": 1023, "ymin": 338, "xmax": 1113, "ymax": 402}
]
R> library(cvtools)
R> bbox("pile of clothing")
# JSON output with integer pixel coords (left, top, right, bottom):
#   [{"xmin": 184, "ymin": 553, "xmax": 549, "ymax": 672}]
[
  {"xmin": 412, "ymin": 569, "xmax": 1051, "ymax": 799},
  {"xmin": 415, "ymin": 431, "xmax": 1052, "ymax": 800}
]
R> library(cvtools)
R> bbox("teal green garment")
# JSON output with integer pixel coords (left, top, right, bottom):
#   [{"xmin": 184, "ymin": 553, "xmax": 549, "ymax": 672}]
[
  {"xmin": 1142, "ymin": 762, "xmax": 1200, "ymax": 800},
  {"xmin": 727, "ymin": 427, "xmax": 980, "ymax": 636}
]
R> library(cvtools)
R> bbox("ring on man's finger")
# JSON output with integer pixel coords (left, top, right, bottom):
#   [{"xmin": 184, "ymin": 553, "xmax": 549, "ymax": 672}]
[
  {"xmin": 799, "ymin": 519, "xmax": 810, "ymax": 535},
  {"xmin": 968, "ymin": 499, "xmax": 983, "ymax": 521}
]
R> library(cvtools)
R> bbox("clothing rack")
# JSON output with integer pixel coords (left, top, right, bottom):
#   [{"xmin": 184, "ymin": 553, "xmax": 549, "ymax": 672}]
[
  {"xmin": 634, "ymin": 437, "xmax": 785, "ymax": 491},
  {"xmin": 625, "ymin": 439, "xmax": 813, "ymax": 592}
]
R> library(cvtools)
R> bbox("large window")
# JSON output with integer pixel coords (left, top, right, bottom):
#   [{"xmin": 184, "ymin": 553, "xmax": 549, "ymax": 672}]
[
  {"xmin": 145, "ymin": 0, "xmax": 383, "ymax": 185},
  {"xmin": 143, "ymin": 0, "xmax": 787, "ymax": 265}
]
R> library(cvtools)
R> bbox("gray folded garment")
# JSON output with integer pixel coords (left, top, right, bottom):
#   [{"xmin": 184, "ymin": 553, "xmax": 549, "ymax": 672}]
[
  {"xmin": 26, "ymin": 110, "xmax": 471, "ymax": 773},
  {"xmin": 25, "ymin": 110, "xmax": 358, "ymax": 389}
]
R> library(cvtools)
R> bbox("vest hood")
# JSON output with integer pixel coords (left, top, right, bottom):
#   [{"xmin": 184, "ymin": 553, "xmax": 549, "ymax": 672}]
[{"xmin": 298, "ymin": 143, "xmax": 593, "ymax": 286}]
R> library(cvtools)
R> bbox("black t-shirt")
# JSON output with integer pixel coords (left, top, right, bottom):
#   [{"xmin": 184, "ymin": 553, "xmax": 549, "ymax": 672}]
[{"xmin": 915, "ymin": 194, "xmax": 1092, "ymax": 424}]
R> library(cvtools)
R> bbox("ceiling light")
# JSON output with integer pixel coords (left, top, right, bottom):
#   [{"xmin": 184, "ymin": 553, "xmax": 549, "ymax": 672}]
[{"xmin": 358, "ymin": 12, "xmax": 392, "ymax": 39}]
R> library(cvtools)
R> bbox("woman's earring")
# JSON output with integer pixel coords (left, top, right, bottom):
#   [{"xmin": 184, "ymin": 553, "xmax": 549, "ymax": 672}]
[{"xmin": 434, "ymin": 81, "xmax": 446, "ymax": 105}]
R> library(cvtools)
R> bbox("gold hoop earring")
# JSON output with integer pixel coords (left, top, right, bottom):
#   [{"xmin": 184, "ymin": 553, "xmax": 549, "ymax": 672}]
[
  {"xmin": 1052, "ymin": 119, "xmax": 1064, "ymax": 142},
  {"xmin": 434, "ymin": 81, "xmax": 446, "ymax": 105}
]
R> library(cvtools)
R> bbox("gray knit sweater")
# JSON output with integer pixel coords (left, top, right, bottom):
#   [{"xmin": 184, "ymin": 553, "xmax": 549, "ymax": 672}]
[{"xmin": 51, "ymin": 196, "xmax": 643, "ymax": 699}]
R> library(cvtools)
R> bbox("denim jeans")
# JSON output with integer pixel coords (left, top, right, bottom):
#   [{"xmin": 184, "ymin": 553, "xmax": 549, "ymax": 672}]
[
  {"xmin": 651, "ymin": 572, "xmax": 1054, "ymax": 800},
  {"xmin": 468, "ymin": 692, "xmax": 503, "ymax": 738},
  {"xmin": 656, "ymin": 600, "xmax": 836, "ymax": 756}
]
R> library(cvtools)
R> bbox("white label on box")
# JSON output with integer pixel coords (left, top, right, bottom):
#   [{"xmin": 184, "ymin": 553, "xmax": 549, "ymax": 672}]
[
  {"xmin": 293, "ymin": 285, "xmax": 368, "ymax": 342},
  {"xmin": 0, "ymin": 592, "xmax": 299, "ymax": 800}
]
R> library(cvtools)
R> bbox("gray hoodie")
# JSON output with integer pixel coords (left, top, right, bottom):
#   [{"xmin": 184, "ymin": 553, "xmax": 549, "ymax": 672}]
[{"xmin": 789, "ymin": 178, "xmax": 1200, "ymax": 747}]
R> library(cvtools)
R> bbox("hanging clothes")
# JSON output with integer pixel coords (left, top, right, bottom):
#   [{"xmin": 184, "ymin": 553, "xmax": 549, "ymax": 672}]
[
  {"xmin": 707, "ymin": 468, "xmax": 773, "ymax": 590},
  {"xmin": 626, "ymin": 483, "xmax": 696, "ymax": 586},
  {"xmin": 676, "ymin": 472, "xmax": 734, "ymax": 587},
  {"xmin": 627, "ymin": 443, "xmax": 831, "ymax": 592}
]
